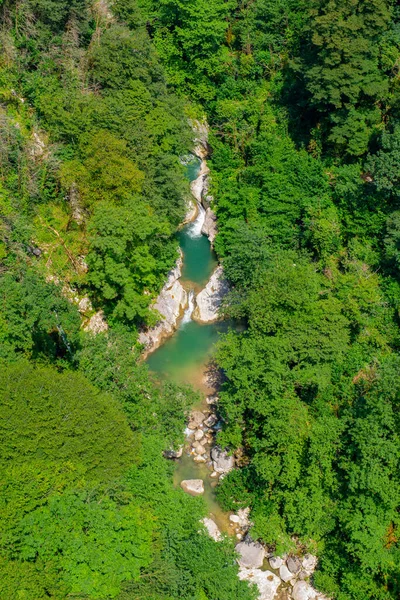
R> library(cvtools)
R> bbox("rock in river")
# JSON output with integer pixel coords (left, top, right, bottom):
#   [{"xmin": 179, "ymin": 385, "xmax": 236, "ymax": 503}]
[
  {"xmin": 279, "ymin": 564, "xmax": 293, "ymax": 583},
  {"xmin": 193, "ymin": 266, "xmax": 229, "ymax": 323},
  {"xmin": 211, "ymin": 446, "xmax": 235, "ymax": 475},
  {"xmin": 269, "ymin": 556, "xmax": 283, "ymax": 570},
  {"xmin": 238, "ymin": 568, "xmax": 281, "ymax": 600},
  {"xmin": 180, "ymin": 479, "xmax": 204, "ymax": 496},
  {"xmin": 287, "ymin": 555, "xmax": 302, "ymax": 575},
  {"xmin": 188, "ymin": 410, "xmax": 206, "ymax": 429},
  {"xmin": 236, "ymin": 540, "xmax": 265, "ymax": 569}
]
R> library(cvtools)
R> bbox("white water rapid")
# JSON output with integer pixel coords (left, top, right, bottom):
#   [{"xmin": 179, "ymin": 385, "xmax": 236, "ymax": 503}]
[
  {"xmin": 181, "ymin": 290, "xmax": 195, "ymax": 326},
  {"xmin": 187, "ymin": 202, "xmax": 205, "ymax": 238}
]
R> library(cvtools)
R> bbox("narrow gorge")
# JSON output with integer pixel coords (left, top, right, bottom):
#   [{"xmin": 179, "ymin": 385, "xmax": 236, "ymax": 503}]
[{"xmin": 143, "ymin": 125, "xmax": 330, "ymax": 600}]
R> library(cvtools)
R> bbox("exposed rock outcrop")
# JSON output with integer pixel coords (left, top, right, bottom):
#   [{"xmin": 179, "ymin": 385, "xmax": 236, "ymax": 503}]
[
  {"xmin": 139, "ymin": 251, "xmax": 187, "ymax": 356},
  {"xmin": 238, "ymin": 568, "xmax": 281, "ymax": 600},
  {"xmin": 190, "ymin": 159, "xmax": 210, "ymax": 204},
  {"xmin": 183, "ymin": 199, "xmax": 198, "ymax": 225},
  {"xmin": 84, "ymin": 311, "xmax": 108, "ymax": 334},
  {"xmin": 193, "ymin": 266, "xmax": 229, "ymax": 323},
  {"xmin": 292, "ymin": 581, "xmax": 329, "ymax": 600},
  {"xmin": 190, "ymin": 118, "xmax": 210, "ymax": 159}
]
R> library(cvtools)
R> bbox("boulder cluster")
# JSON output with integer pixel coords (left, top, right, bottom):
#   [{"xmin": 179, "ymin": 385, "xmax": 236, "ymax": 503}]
[{"xmin": 236, "ymin": 541, "xmax": 329, "ymax": 600}]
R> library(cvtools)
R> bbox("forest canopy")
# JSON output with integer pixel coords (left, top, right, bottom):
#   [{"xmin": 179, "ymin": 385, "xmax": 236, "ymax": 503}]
[{"xmin": 1, "ymin": 0, "xmax": 400, "ymax": 599}]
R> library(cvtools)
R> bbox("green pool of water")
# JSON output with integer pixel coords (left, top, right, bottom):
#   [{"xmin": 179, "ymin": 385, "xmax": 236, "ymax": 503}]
[
  {"xmin": 178, "ymin": 226, "xmax": 217, "ymax": 289},
  {"xmin": 185, "ymin": 154, "xmax": 201, "ymax": 182},
  {"xmin": 146, "ymin": 319, "xmax": 228, "ymax": 387}
]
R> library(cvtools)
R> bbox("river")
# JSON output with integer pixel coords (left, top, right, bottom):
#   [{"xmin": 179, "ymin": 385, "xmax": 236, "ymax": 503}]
[{"xmin": 146, "ymin": 155, "xmax": 232, "ymax": 532}]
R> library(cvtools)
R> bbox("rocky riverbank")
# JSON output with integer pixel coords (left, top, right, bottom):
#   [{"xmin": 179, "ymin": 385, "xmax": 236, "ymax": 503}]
[
  {"xmin": 139, "ymin": 120, "xmax": 227, "ymax": 355},
  {"xmin": 174, "ymin": 392, "xmax": 330, "ymax": 600},
  {"xmin": 138, "ymin": 250, "xmax": 188, "ymax": 357}
]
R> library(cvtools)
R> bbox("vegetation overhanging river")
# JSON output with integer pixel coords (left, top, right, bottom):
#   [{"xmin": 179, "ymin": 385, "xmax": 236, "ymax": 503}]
[{"xmin": 146, "ymin": 156, "xmax": 232, "ymax": 533}]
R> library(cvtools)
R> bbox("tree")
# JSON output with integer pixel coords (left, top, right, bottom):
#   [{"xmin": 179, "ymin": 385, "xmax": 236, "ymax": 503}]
[
  {"xmin": 300, "ymin": 0, "xmax": 392, "ymax": 154},
  {"xmin": 0, "ymin": 362, "xmax": 140, "ymax": 480}
]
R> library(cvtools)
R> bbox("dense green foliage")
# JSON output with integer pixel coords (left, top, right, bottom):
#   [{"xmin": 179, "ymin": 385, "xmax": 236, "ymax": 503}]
[
  {"xmin": 2, "ymin": 0, "xmax": 400, "ymax": 599},
  {"xmin": 0, "ymin": 1, "xmax": 256, "ymax": 599},
  {"xmin": 137, "ymin": 0, "xmax": 400, "ymax": 598}
]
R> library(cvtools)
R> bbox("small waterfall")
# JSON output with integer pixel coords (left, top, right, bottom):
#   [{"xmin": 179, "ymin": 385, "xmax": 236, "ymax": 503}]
[
  {"xmin": 187, "ymin": 202, "xmax": 206, "ymax": 238},
  {"xmin": 181, "ymin": 290, "xmax": 195, "ymax": 326}
]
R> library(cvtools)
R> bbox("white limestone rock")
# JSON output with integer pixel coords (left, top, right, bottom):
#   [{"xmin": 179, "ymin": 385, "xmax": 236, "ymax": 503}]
[
  {"xmin": 84, "ymin": 311, "xmax": 108, "ymax": 334},
  {"xmin": 237, "ymin": 507, "xmax": 251, "ymax": 529},
  {"xmin": 190, "ymin": 160, "xmax": 210, "ymax": 204},
  {"xmin": 292, "ymin": 581, "xmax": 319, "ymax": 600},
  {"xmin": 139, "ymin": 252, "xmax": 187, "ymax": 355},
  {"xmin": 211, "ymin": 446, "xmax": 235, "ymax": 475},
  {"xmin": 183, "ymin": 199, "xmax": 198, "ymax": 224},
  {"xmin": 279, "ymin": 564, "xmax": 293, "ymax": 583},
  {"xmin": 193, "ymin": 266, "xmax": 229, "ymax": 323},
  {"xmin": 302, "ymin": 554, "xmax": 318, "ymax": 576},
  {"xmin": 201, "ymin": 517, "xmax": 222, "ymax": 541},
  {"xmin": 269, "ymin": 556, "xmax": 283, "ymax": 570},
  {"xmin": 201, "ymin": 207, "xmax": 217, "ymax": 245},
  {"xmin": 235, "ymin": 540, "xmax": 265, "ymax": 569},
  {"xmin": 180, "ymin": 479, "xmax": 204, "ymax": 496},
  {"xmin": 287, "ymin": 556, "xmax": 302, "ymax": 574},
  {"xmin": 238, "ymin": 568, "xmax": 281, "ymax": 600}
]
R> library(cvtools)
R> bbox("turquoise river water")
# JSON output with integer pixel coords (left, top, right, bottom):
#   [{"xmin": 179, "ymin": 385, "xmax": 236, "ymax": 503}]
[{"xmin": 146, "ymin": 155, "xmax": 231, "ymax": 530}]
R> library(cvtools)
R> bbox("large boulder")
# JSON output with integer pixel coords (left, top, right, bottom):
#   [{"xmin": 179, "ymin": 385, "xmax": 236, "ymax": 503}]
[
  {"xmin": 211, "ymin": 446, "xmax": 235, "ymax": 475},
  {"xmin": 193, "ymin": 266, "xmax": 229, "ymax": 323},
  {"xmin": 180, "ymin": 479, "xmax": 204, "ymax": 496},
  {"xmin": 139, "ymin": 252, "xmax": 187, "ymax": 355},
  {"xmin": 268, "ymin": 556, "xmax": 283, "ymax": 570},
  {"xmin": 302, "ymin": 554, "xmax": 318, "ymax": 576},
  {"xmin": 188, "ymin": 410, "xmax": 206, "ymax": 429},
  {"xmin": 235, "ymin": 540, "xmax": 265, "ymax": 569},
  {"xmin": 238, "ymin": 568, "xmax": 281, "ymax": 600}
]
